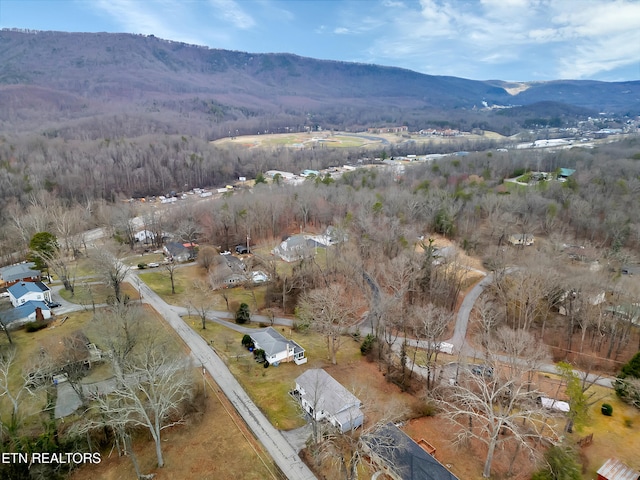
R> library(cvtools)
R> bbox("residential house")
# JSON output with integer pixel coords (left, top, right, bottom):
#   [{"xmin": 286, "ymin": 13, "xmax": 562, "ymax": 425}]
[
  {"xmin": 597, "ymin": 458, "xmax": 639, "ymax": 480},
  {"xmin": 1, "ymin": 301, "xmax": 51, "ymax": 328},
  {"xmin": 507, "ymin": 233, "xmax": 534, "ymax": 246},
  {"xmin": 8, "ymin": 281, "xmax": 52, "ymax": 307},
  {"xmin": 272, "ymin": 234, "xmax": 323, "ymax": 262},
  {"xmin": 605, "ymin": 304, "xmax": 640, "ymax": 327},
  {"xmin": 293, "ymin": 369, "xmax": 363, "ymax": 433},
  {"xmin": 251, "ymin": 271, "xmax": 269, "ymax": 283},
  {"xmin": 0, "ymin": 262, "xmax": 41, "ymax": 288},
  {"xmin": 363, "ymin": 423, "xmax": 459, "ymax": 480},
  {"xmin": 163, "ymin": 242, "xmax": 195, "ymax": 263},
  {"xmin": 558, "ymin": 168, "xmax": 576, "ymax": 181},
  {"xmin": 134, "ymin": 230, "xmax": 156, "ymax": 244},
  {"xmin": 250, "ymin": 327, "xmax": 306, "ymax": 365}
]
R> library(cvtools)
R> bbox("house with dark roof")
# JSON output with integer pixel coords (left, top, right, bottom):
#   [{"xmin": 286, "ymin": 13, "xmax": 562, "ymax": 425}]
[
  {"xmin": 8, "ymin": 281, "xmax": 52, "ymax": 307},
  {"xmin": 294, "ymin": 369, "xmax": 363, "ymax": 433},
  {"xmin": 163, "ymin": 242, "xmax": 195, "ymax": 263},
  {"xmin": 0, "ymin": 262, "xmax": 41, "ymax": 288},
  {"xmin": 250, "ymin": 327, "xmax": 306, "ymax": 365},
  {"xmin": 363, "ymin": 423, "xmax": 459, "ymax": 480}
]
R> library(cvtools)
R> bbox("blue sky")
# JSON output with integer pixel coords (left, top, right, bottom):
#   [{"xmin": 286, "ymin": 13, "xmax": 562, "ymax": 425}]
[{"xmin": 2, "ymin": 0, "xmax": 639, "ymax": 82}]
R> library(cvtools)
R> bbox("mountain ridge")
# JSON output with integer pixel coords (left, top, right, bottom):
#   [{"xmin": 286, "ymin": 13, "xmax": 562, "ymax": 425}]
[{"xmin": 1, "ymin": 29, "xmax": 639, "ymax": 138}]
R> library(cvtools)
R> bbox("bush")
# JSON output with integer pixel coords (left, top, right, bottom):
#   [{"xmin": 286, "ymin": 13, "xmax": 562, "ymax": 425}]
[
  {"xmin": 360, "ymin": 334, "xmax": 376, "ymax": 355},
  {"xmin": 531, "ymin": 445, "xmax": 581, "ymax": 480},
  {"xmin": 241, "ymin": 334, "xmax": 254, "ymax": 349},
  {"xmin": 235, "ymin": 303, "xmax": 250, "ymax": 324},
  {"xmin": 25, "ymin": 321, "xmax": 48, "ymax": 332},
  {"xmin": 411, "ymin": 401, "xmax": 438, "ymax": 418},
  {"xmin": 601, "ymin": 403, "xmax": 613, "ymax": 416},
  {"xmin": 253, "ymin": 348, "xmax": 266, "ymax": 363}
]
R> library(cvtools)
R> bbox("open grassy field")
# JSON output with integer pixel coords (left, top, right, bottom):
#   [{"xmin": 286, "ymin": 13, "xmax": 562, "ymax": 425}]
[{"xmin": 212, "ymin": 130, "xmax": 505, "ymax": 151}]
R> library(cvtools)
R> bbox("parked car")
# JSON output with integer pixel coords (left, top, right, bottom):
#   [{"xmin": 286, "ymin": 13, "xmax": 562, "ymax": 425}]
[
  {"xmin": 235, "ymin": 245, "xmax": 250, "ymax": 254},
  {"xmin": 147, "ymin": 262, "xmax": 160, "ymax": 268},
  {"xmin": 471, "ymin": 365, "xmax": 494, "ymax": 377},
  {"xmin": 46, "ymin": 301, "xmax": 61, "ymax": 308}
]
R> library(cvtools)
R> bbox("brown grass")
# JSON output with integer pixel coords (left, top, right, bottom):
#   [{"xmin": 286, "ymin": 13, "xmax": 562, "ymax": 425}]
[{"xmin": 69, "ymin": 378, "xmax": 279, "ymax": 480}]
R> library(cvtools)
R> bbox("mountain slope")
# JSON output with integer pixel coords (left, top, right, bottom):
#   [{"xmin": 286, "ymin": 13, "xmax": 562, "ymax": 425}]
[{"xmin": 1, "ymin": 29, "xmax": 638, "ymax": 137}]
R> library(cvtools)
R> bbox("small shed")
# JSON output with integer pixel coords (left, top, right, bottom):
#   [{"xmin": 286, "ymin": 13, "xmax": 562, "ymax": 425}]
[{"xmin": 597, "ymin": 458, "xmax": 639, "ymax": 480}]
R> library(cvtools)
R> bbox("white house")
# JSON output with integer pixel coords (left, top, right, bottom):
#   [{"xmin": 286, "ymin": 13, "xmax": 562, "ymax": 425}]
[
  {"xmin": 8, "ymin": 281, "xmax": 52, "ymax": 307},
  {"xmin": 134, "ymin": 230, "xmax": 156, "ymax": 243},
  {"xmin": 250, "ymin": 327, "xmax": 306, "ymax": 365},
  {"xmin": 294, "ymin": 369, "xmax": 364, "ymax": 433},
  {"xmin": 2, "ymin": 301, "xmax": 51, "ymax": 328}
]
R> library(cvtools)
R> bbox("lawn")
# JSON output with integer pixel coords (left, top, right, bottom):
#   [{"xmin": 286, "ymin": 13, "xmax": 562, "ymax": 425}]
[
  {"xmin": 138, "ymin": 264, "xmax": 269, "ymax": 313},
  {"xmin": 191, "ymin": 319, "xmax": 363, "ymax": 430},
  {"xmin": 59, "ymin": 281, "xmax": 140, "ymax": 305},
  {"xmin": 576, "ymin": 386, "xmax": 640, "ymax": 478},
  {"xmin": 0, "ymin": 310, "xmax": 96, "ymax": 427}
]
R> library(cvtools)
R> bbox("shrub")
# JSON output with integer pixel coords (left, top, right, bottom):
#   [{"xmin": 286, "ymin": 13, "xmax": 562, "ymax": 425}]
[
  {"xmin": 601, "ymin": 403, "xmax": 613, "ymax": 416},
  {"xmin": 25, "ymin": 321, "xmax": 48, "ymax": 332},
  {"xmin": 253, "ymin": 349, "xmax": 266, "ymax": 363},
  {"xmin": 531, "ymin": 445, "xmax": 581, "ymax": 480},
  {"xmin": 360, "ymin": 334, "xmax": 376, "ymax": 355},
  {"xmin": 241, "ymin": 334, "xmax": 254, "ymax": 349},
  {"xmin": 615, "ymin": 351, "xmax": 640, "ymax": 409},
  {"xmin": 411, "ymin": 401, "xmax": 438, "ymax": 418},
  {"xmin": 235, "ymin": 302, "xmax": 250, "ymax": 324}
]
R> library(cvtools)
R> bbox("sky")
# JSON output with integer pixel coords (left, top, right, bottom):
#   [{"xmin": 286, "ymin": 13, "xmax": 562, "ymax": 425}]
[{"xmin": 2, "ymin": 0, "xmax": 639, "ymax": 82}]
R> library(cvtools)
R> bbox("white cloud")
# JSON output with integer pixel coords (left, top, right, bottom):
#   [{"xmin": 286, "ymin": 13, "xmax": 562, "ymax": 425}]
[
  {"xmin": 207, "ymin": 0, "xmax": 255, "ymax": 30},
  {"xmin": 363, "ymin": 0, "xmax": 640, "ymax": 80},
  {"xmin": 92, "ymin": 0, "xmax": 206, "ymax": 44}
]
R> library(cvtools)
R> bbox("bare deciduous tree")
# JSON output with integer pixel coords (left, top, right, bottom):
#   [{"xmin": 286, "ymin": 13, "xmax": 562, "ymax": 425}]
[
  {"xmin": 297, "ymin": 284, "xmax": 364, "ymax": 364},
  {"xmin": 82, "ymin": 338, "xmax": 194, "ymax": 469},
  {"xmin": 410, "ymin": 303, "xmax": 454, "ymax": 390},
  {"xmin": 439, "ymin": 327, "xmax": 559, "ymax": 478},
  {"xmin": 92, "ymin": 248, "xmax": 130, "ymax": 303}
]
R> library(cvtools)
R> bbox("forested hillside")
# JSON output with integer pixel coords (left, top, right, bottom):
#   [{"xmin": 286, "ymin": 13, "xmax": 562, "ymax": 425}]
[{"xmin": 2, "ymin": 29, "xmax": 639, "ymax": 140}]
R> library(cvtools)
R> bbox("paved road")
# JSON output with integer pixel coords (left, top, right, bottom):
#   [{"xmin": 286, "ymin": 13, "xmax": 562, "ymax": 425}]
[
  {"xmin": 390, "ymin": 270, "xmax": 614, "ymax": 389},
  {"xmin": 129, "ymin": 272, "xmax": 317, "ymax": 480}
]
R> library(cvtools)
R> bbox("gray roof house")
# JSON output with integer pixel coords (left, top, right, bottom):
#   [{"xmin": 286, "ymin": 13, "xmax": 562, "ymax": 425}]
[
  {"xmin": 163, "ymin": 242, "xmax": 195, "ymax": 263},
  {"xmin": 272, "ymin": 234, "xmax": 323, "ymax": 262},
  {"xmin": 363, "ymin": 423, "xmax": 459, "ymax": 480},
  {"xmin": 0, "ymin": 262, "xmax": 40, "ymax": 287},
  {"xmin": 250, "ymin": 327, "xmax": 306, "ymax": 365},
  {"xmin": 294, "ymin": 369, "xmax": 363, "ymax": 433}
]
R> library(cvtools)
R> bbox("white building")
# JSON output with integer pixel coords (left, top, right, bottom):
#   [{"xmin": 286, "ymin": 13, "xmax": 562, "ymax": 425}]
[{"xmin": 294, "ymin": 369, "xmax": 364, "ymax": 433}]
